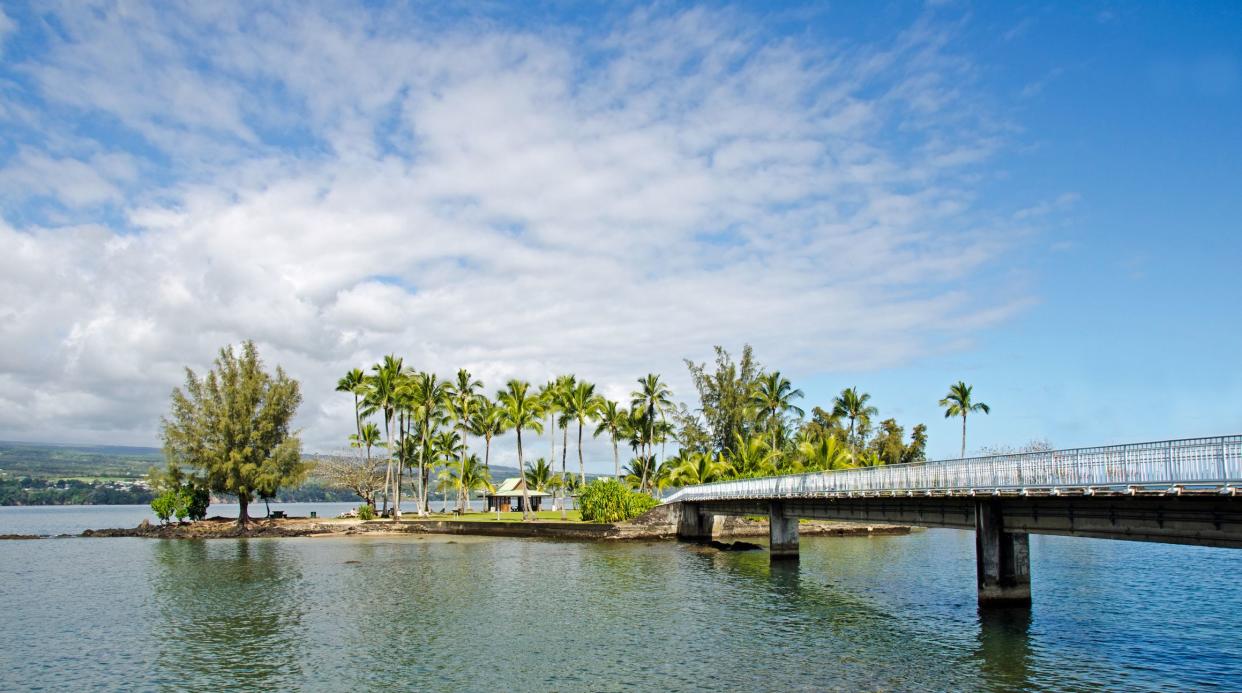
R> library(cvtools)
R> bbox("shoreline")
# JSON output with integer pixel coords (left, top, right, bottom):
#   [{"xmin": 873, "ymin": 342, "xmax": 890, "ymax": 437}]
[{"xmin": 65, "ymin": 508, "xmax": 913, "ymax": 542}]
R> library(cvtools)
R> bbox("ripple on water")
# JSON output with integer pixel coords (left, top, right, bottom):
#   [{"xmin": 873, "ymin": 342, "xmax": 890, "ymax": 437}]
[{"xmin": 0, "ymin": 528, "xmax": 1239, "ymax": 691}]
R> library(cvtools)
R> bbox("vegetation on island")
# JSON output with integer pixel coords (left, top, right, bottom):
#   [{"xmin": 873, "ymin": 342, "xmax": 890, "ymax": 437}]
[
  {"xmin": 156, "ymin": 341, "xmax": 306, "ymax": 527},
  {"xmin": 324, "ymin": 343, "xmax": 992, "ymax": 522}
]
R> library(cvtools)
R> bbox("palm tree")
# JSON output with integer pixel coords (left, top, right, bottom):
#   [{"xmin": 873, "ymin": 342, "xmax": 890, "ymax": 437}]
[
  {"xmin": 362, "ymin": 355, "xmax": 402, "ymax": 516},
  {"xmin": 336, "ymin": 368, "xmax": 366, "ymax": 440},
  {"xmin": 940, "ymin": 381, "xmax": 990, "ymax": 458},
  {"xmin": 670, "ymin": 451, "xmax": 727, "ymax": 486},
  {"xmin": 407, "ymin": 372, "xmax": 451, "ymax": 516},
  {"xmin": 796, "ymin": 435, "xmax": 853, "ymax": 473},
  {"xmin": 564, "ymin": 381, "xmax": 600, "ymax": 487},
  {"xmin": 751, "ymin": 371, "xmax": 805, "ymax": 454},
  {"xmin": 469, "ymin": 397, "xmax": 507, "ymax": 470},
  {"xmin": 430, "ymin": 428, "xmax": 464, "ymax": 510},
  {"xmin": 623, "ymin": 455, "xmax": 658, "ymax": 492},
  {"xmin": 630, "ymin": 374, "xmax": 672, "ymax": 490},
  {"xmin": 349, "ymin": 422, "xmax": 384, "ymax": 465},
  {"xmin": 455, "ymin": 454, "xmax": 492, "ymax": 513},
  {"xmin": 593, "ymin": 400, "xmax": 627, "ymax": 481},
  {"xmin": 448, "ymin": 369, "xmax": 483, "ymax": 512},
  {"xmin": 498, "ymin": 380, "xmax": 544, "ymax": 521},
  {"xmin": 832, "ymin": 387, "xmax": 877, "ymax": 455},
  {"xmin": 722, "ymin": 433, "xmax": 778, "ymax": 478},
  {"xmin": 524, "ymin": 458, "xmax": 552, "ymax": 493},
  {"xmin": 537, "ymin": 379, "xmax": 562, "ymax": 483}
]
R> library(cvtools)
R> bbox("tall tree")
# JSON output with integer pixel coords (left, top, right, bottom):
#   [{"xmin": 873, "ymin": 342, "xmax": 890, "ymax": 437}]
[
  {"xmin": 469, "ymin": 397, "xmax": 507, "ymax": 469},
  {"xmin": 336, "ymin": 368, "xmax": 366, "ymax": 441},
  {"xmin": 565, "ymin": 381, "xmax": 600, "ymax": 487},
  {"xmin": 939, "ymin": 381, "xmax": 990, "ymax": 458},
  {"xmin": 750, "ymin": 371, "xmax": 805, "ymax": 455},
  {"xmin": 537, "ymin": 380, "xmax": 561, "ymax": 483},
  {"xmin": 593, "ymin": 400, "xmax": 627, "ymax": 480},
  {"xmin": 685, "ymin": 345, "xmax": 762, "ymax": 454},
  {"xmin": 832, "ymin": 387, "xmax": 877, "ymax": 454},
  {"xmin": 448, "ymin": 369, "xmax": 483, "ymax": 513},
  {"xmin": 630, "ymin": 373, "xmax": 672, "ymax": 492},
  {"xmin": 161, "ymin": 341, "xmax": 304, "ymax": 527},
  {"xmin": 362, "ymin": 355, "xmax": 402, "ymax": 516},
  {"xmin": 411, "ymin": 372, "xmax": 450, "ymax": 515},
  {"xmin": 498, "ymin": 380, "xmax": 544, "ymax": 521}
]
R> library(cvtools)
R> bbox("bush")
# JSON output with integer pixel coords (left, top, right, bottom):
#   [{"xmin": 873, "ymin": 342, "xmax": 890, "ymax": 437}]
[
  {"xmin": 150, "ymin": 483, "xmax": 211, "ymax": 524},
  {"xmin": 578, "ymin": 479, "xmax": 660, "ymax": 523},
  {"xmin": 357, "ymin": 503, "xmax": 376, "ymax": 521},
  {"xmin": 151, "ymin": 490, "xmax": 177, "ymax": 524}
]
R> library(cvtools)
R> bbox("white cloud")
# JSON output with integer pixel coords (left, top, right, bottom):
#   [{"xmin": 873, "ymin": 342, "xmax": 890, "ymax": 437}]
[{"xmin": 0, "ymin": 4, "xmax": 1031, "ymax": 467}]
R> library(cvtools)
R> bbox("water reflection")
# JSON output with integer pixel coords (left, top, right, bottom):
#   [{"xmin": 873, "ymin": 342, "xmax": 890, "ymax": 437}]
[
  {"xmin": 976, "ymin": 607, "xmax": 1034, "ymax": 691},
  {"xmin": 150, "ymin": 539, "xmax": 306, "ymax": 689}
]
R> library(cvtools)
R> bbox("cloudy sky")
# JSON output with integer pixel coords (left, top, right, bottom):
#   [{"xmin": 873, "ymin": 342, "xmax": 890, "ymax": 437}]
[{"xmin": 1, "ymin": 1, "xmax": 1239, "ymax": 468}]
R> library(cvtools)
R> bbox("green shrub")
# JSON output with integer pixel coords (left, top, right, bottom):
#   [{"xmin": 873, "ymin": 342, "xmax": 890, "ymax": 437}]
[
  {"xmin": 151, "ymin": 483, "xmax": 210, "ymax": 524},
  {"xmin": 578, "ymin": 479, "xmax": 660, "ymax": 523},
  {"xmin": 151, "ymin": 490, "xmax": 177, "ymax": 524},
  {"xmin": 357, "ymin": 503, "xmax": 376, "ymax": 521}
]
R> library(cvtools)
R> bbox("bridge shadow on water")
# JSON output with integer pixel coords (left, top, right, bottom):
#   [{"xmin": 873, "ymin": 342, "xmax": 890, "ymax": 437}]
[{"xmin": 679, "ymin": 538, "xmax": 1037, "ymax": 691}]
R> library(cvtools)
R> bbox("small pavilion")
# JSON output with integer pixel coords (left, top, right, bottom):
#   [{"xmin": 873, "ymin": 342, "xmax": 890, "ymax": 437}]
[{"xmin": 484, "ymin": 478, "xmax": 550, "ymax": 512}]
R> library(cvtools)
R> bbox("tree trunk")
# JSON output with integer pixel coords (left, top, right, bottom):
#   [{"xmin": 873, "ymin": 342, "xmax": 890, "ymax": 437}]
[
  {"xmin": 484, "ymin": 435, "xmax": 491, "ymax": 469},
  {"xmin": 612, "ymin": 434, "xmax": 620, "ymax": 480},
  {"xmin": 961, "ymin": 414, "xmax": 967, "ymax": 459},
  {"xmin": 577, "ymin": 421, "xmax": 586, "ymax": 488},
  {"xmin": 518, "ymin": 430, "xmax": 531, "ymax": 521},
  {"xmin": 237, "ymin": 494, "xmax": 250, "ymax": 528},
  {"xmin": 394, "ymin": 412, "xmax": 403, "ymax": 518},
  {"xmin": 382, "ymin": 414, "xmax": 393, "ymax": 516},
  {"xmin": 459, "ymin": 424, "xmax": 468, "ymax": 513}
]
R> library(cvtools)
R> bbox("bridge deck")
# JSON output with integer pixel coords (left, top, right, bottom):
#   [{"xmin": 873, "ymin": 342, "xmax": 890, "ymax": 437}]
[{"xmin": 665, "ymin": 435, "xmax": 1242, "ymax": 503}]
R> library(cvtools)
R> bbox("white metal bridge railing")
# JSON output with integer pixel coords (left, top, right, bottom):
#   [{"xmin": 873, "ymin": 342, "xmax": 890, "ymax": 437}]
[{"xmin": 664, "ymin": 435, "xmax": 1242, "ymax": 503}]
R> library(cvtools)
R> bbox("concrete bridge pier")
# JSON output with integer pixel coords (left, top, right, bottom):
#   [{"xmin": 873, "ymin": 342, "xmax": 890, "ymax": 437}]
[
  {"xmin": 676, "ymin": 502, "xmax": 718, "ymax": 541},
  {"xmin": 975, "ymin": 500, "xmax": 1031, "ymax": 607},
  {"xmin": 769, "ymin": 501, "xmax": 800, "ymax": 561}
]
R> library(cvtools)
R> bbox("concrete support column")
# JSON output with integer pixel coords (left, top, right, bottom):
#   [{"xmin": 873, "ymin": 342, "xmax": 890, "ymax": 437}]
[
  {"xmin": 975, "ymin": 500, "xmax": 1031, "ymax": 607},
  {"xmin": 676, "ymin": 502, "xmax": 716, "ymax": 541},
  {"xmin": 769, "ymin": 501, "xmax": 799, "ymax": 561}
]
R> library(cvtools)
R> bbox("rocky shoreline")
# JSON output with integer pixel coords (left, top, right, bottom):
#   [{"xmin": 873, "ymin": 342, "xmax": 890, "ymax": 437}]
[{"xmin": 64, "ymin": 508, "xmax": 912, "ymax": 542}]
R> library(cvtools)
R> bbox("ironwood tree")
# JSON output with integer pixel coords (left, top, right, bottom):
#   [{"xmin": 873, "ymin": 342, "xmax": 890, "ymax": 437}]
[{"xmin": 161, "ymin": 341, "xmax": 305, "ymax": 527}]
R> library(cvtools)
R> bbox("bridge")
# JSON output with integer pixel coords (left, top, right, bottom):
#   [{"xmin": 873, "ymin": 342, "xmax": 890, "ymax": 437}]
[{"xmin": 663, "ymin": 435, "xmax": 1242, "ymax": 606}]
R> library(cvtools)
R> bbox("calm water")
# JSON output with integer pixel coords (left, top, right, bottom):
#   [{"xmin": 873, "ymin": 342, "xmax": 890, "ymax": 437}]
[{"xmin": 0, "ymin": 508, "xmax": 1239, "ymax": 691}]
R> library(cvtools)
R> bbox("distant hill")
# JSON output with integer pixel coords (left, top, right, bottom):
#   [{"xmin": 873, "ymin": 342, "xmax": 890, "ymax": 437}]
[
  {"xmin": 0, "ymin": 441, "xmax": 614, "ymax": 485},
  {"xmin": 0, "ymin": 441, "xmax": 162, "ymax": 479}
]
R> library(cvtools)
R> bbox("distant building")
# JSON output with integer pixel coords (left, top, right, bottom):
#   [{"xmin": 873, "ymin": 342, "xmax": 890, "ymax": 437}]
[{"xmin": 483, "ymin": 477, "xmax": 550, "ymax": 512}]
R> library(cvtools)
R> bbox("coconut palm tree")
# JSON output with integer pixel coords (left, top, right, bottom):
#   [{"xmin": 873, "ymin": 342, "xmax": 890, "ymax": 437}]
[
  {"xmin": 349, "ymin": 422, "xmax": 384, "ymax": 466},
  {"xmin": 796, "ymin": 434, "xmax": 853, "ymax": 473},
  {"xmin": 362, "ymin": 355, "xmax": 402, "ymax": 516},
  {"xmin": 623, "ymin": 455, "xmax": 658, "ymax": 492},
  {"xmin": 469, "ymin": 397, "xmax": 507, "ymax": 470},
  {"xmin": 498, "ymin": 380, "xmax": 544, "ymax": 521},
  {"xmin": 407, "ymin": 372, "xmax": 450, "ymax": 516},
  {"xmin": 448, "ymin": 369, "xmax": 483, "ymax": 512},
  {"xmin": 563, "ymin": 381, "xmax": 600, "ymax": 487},
  {"xmin": 593, "ymin": 400, "xmax": 627, "ymax": 481},
  {"xmin": 722, "ymin": 433, "xmax": 778, "ymax": 478},
  {"xmin": 455, "ymin": 454, "xmax": 492, "ymax": 513},
  {"xmin": 670, "ymin": 451, "xmax": 726, "ymax": 486},
  {"xmin": 336, "ymin": 368, "xmax": 366, "ymax": 440},
  {"xmin": 537, "ymin": 379, "xmax": 562, "ymax": 483},
  {"xmin": 524, "ymin": 458, "xmax": 552, "ymax": 493},
  {"xmin": 630, "ymin": 374, "xmax": 672, "ymax": 489},
  {"xmin": 832, "ymin": 387, "xmax": 877, "ymax": 455},
  {"xmin": 940, "ymin": 381, "xmax": 990, "ymax": 458},
  {"xmin": 751, "ymin": 371, "xmax": 805, "ymax": 454}
]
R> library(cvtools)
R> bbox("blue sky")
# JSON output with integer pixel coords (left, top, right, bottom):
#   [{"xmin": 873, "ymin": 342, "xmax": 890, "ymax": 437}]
[{"xmin": 0, "ymin": 1, "xmax": 1238, "ymax": 465}]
